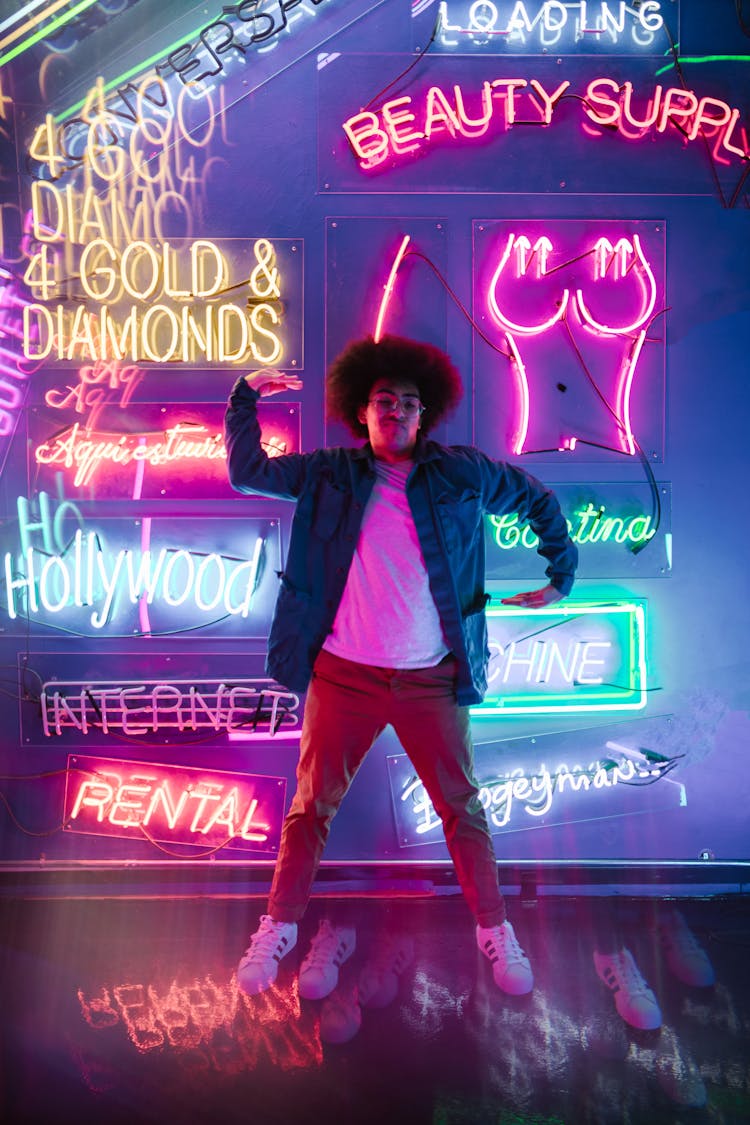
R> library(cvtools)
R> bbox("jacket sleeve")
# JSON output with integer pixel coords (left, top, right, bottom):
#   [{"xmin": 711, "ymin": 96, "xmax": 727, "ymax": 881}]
[
  {"xmin": 224, "ymin": 375, "xmax": 309, "ymax": 499},
  {"xmin": 479, "ymin": 454, "xmax": 578, "ymax": 595}
]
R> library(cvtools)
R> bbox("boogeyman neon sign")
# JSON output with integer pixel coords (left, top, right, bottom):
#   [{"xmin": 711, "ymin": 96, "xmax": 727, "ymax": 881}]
[{"xmin": 22, "ymin": 234, "xmax": 301, "ymax": 366}]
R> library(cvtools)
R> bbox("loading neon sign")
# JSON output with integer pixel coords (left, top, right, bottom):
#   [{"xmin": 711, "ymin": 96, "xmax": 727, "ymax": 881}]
[
  {"xmin": 434, "ymin": 1, "xmax": 669, "ymax": 50},
  {"xmin": 342, "ymin": 75, "xmax": 749, "ymax": 170},
  {"xmin": 65, "ymin": 755, "xmax": 286, "ymax": 853}
]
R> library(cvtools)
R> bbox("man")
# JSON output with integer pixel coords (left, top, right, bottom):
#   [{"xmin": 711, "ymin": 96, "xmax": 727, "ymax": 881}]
[{"xmin": 224, "ymin": 334, "xmax": 577, "ymax": 1000}]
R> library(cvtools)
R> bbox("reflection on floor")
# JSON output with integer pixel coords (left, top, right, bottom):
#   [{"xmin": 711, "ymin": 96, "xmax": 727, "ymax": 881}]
[{"xmin": 1, "ymin": 890, "xmax": 748, "ymax": 1124}]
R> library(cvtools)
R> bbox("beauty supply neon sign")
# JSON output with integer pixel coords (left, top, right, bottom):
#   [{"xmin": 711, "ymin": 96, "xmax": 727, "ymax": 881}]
[
  {"xmin": 21, "ymin": 236, "xmax": 300, "ymax": 367},
  {"xmin": 430, "ymin": 1, "xmax": 671, "ymax": 52},
  {"xmin": 342, "ymin": 74, "xmax": 748, "ymax": 170},
  {"xmin": 64, "ymin": 755, "xmax": 286, "ymax": 854},
  {"xmin": 43, "ymin": 678, "xmax": 300, "ymax": 739},
  {"xmin": 476, "ymin": 600, "xmax": 647, "ymax": 715}
]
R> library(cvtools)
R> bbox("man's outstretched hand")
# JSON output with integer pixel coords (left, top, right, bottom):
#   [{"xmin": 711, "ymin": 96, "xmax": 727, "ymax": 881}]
[
  {"xmin": 500, "ymin": 584, "xmax": 565, "ymax": 609},
  {"xmin": 244, "ymin": 369, "xmax": 303, "ymax": 397}
]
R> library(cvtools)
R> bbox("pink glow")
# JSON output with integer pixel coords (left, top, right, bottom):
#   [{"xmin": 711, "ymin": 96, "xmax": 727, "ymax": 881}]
[
  {"xmin": 574, "ymin": 235, "xmax": 656, "ymax": 335},
  {"xmin": 488, "ymin": 233, "xmax": 570, "ymax": 335},
  {"xmin": 503, "ymin": 332, "xmax": 530, "ymax": 456},
  {"xmin": 374, "ymin": 235, "xmax": 411, "ymax": 342}
]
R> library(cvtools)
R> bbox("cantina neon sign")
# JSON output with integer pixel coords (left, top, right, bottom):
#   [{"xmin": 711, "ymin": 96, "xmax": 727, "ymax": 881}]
[
  {"xmin": 64, "ymin": 755, "xmax": 286, "ymax": 853},
  {"xmin": 488, "ymin": 503, "xmax": 655, "ymax": 551},
  {"xmin": 43, "ymin": 678, "xmax": 300, "ymax": 738},
  {"xmin": 342, "ymin": 75, "xmax": 749, "ymax": 170}
]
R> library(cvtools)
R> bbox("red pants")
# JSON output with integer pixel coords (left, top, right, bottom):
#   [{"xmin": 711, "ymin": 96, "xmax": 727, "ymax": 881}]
[{"xmin": 268, "ymin": 649, "xmax": 506, "ymax": 928}]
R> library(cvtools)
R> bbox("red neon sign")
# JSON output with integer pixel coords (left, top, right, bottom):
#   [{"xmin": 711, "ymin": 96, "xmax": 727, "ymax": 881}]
[{"xmin": 65, "ymin": 755, "xmax": 286, "ymax": 854}]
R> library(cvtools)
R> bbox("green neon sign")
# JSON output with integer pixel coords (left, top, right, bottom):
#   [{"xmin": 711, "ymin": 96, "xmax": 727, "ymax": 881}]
[{"xmin": 473, "ymin": 599, "xmax": 648, "ymax": 717}]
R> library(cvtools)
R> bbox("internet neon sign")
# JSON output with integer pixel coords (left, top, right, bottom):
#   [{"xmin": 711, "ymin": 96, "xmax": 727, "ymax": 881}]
[
  {"xmin": 42, "ymin": 678, "xmax": 300, "ymax": 739},
  {"xmin": 342, "ymin": 75, "xmax": 749, "ymax": 170},
  {"xmin": 64, "ymin": 755, "xmax": 286, "ymax": 854},
  {"xmin": 475, "ymin": 600, "xmax": 647, "ymax": 716}
]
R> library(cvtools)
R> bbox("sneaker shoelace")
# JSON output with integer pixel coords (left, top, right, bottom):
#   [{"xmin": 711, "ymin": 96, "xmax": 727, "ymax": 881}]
[
  {"xmin": 304, "ymin": 921, "xmax": 347, "ymax": 969},
  {"xmin": 606, "ymin": 951, "xmax": 650, "ymax": 994},
  {"xmin": 245, "ymin": 917, "xmax": 287, "ymax": 961},
  {"xmin": 489, "ymin": 925, "xmax": 526, "ymax": 966}
]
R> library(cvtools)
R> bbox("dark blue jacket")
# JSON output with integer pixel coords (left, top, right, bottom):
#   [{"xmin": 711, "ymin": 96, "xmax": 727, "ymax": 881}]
[{"xmin": 225, "ymin": 376, "xmax": 577, "ymax": 705}]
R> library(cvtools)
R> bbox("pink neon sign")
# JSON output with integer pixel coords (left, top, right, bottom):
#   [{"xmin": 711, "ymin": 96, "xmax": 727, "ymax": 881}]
[
  {"xmin": 64, "ymin": 755, "xmax": 286, "ymax": 854},
  {"xmin": 342, "ymin": 76, "xmax": 749, "ymax": 170},
  {"xmin": 475, "ymin": 220, "xmax": 664, "ymax": 460}
]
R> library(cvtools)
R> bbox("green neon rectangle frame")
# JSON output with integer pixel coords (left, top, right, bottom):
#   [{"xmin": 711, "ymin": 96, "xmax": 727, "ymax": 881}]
[{"xmin": 472, "ymin": 599, "xmax": 647, "ymax": 718}]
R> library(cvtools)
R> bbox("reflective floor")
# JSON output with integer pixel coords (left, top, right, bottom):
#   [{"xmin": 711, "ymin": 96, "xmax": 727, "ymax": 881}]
[{"xmin": 1, "ymin": 888, "xmax": 748, "ymax": 1124}]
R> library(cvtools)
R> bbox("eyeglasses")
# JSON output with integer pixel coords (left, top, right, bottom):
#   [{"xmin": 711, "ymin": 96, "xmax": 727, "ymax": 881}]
[{"xmin": 368, "ymin": 393, "xmax": 425, "ymax": 417}]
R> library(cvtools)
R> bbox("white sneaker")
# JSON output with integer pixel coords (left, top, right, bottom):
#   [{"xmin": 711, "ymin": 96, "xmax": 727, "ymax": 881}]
[
  {"xmin": 658, "ymin": 909, "xmax": 715, "ymax": 987},
  {"xmin": 476, "ymin": 920, "xmax": 534, "ymax": 995},
  {"xmin": 593, "ymin": 948, "xmax": 662, "ymax": 1030},
  {"xmin": 298, "ymin": 919, "xmax": 356, "ymax": 1000},
  {"xmin": 237, "ymin": 915, "xmax": 297, "ymax": 996}
]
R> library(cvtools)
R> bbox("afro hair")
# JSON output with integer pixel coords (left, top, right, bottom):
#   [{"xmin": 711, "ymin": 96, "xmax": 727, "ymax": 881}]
[{"xmin": 326, "ymin": 334, "xmax": 463, "ymax": 439}]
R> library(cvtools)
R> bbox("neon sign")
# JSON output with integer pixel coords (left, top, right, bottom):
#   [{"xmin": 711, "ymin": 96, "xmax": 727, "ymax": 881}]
[
  {"xmin": 3, "ymin": 495, "xmax": 279, "ymax": 635},
  {"xmin": 342, "ymin": 75, "xmax": 749, "ymax": 170},
  {"xmin": 403, "ymin": 753, "xmax": 673, "ymax": 836},
  {"xmin": 43, "ymin": 679, "xmax": 301, "ymax": 739},
  {"xmin": 475, "ymin": 600, "xmax": 647, "ymax": 715},
  {"xmin": 489, "ymin": 503, "xmax": 655, "ymax": 551},
  {"xmin": 64, "ymin": 755, "xmax": 286, "ymax": 853},
  {"xmin": 21, "ymin": 236, "xmax": 298, "ymax": 366},
  {"xmin": 474, "ymin": 219, "xmax": 664, "ymax": 461},
  {"xmin": 31, "ymin": 402, "xmax": 299, "ymax": 500},
  {"xmin": 429, "ymin": 1, "xmax": 671, "ymax": 53}
]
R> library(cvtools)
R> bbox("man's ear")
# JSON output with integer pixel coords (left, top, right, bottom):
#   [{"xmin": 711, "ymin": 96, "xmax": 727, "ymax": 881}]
[{"xmin": 357, "ymin": 405, "xmax": 368, "ymax": 426}]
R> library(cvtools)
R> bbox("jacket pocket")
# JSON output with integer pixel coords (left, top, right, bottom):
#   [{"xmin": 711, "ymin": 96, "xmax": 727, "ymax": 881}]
[
  {"xmin": 310, "ymin": 476, "xmax": 348, "ymax": 540},
  {"xmin": 434, "ymin": 489, "xmax": 482, "ymax": 555}
]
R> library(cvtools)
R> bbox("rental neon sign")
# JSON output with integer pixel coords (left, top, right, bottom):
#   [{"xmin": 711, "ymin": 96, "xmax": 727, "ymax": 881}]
[
  {"xmin": 475, "ymin": 600, "xmax": 647, "ymax": 715},
  {"xmin": 43, "ymin": 678, "xmax": 300, "ymax": 738},
  {"xmin": 64, "ymin": 755, "xmax": 286, "ymax": 853},
  {"xmin": 342, "ymin": 75, "xmax": 749, "ymax": 170}
]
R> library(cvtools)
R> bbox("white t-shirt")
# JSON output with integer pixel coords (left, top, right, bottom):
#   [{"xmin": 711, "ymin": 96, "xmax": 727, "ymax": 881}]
[{"xmin": 323, "ymin": 459, "xmax": 449, "ymax": 668}]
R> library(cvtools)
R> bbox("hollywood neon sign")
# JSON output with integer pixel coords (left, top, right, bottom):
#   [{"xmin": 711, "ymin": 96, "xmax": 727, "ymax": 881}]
[
  {"xmin": 22, "ymin": 236, "xmax": 287, "ymax": 365},
  {"xmin": 342, "ymin": 75, "xmax": 749, "ymax": 170},
  {"xmin": 65, "ymin": 755, "xmax": 286, "ymax": 852},
  {"xmin": 433, "ymin": 1, "xmax": 669, "ymax": 50},
  {"xmin": 398, "ymin": 747, "xmax": 676, "ymax": 839},
  {"xmin": 476, "ymin": 600, "xmax": 647, "ymax": 715},
  {"xmin": 43, "ymin": 678, "xmax": 300, "ymax": 738},
  {"xmin": 3, "ymin": 524, "xmax": 265, "ymax": 630}
]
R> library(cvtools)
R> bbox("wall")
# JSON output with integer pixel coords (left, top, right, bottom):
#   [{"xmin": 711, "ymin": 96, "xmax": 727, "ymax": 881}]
[{"xmin": 0, "ymin": 0, "xmax": 748, "ymax": 880}]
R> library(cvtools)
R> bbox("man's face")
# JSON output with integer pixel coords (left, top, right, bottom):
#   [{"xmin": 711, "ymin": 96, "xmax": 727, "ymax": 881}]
[{"xmin": 357, "ymin": 378, "xmax": 423, "ymax": 462}]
